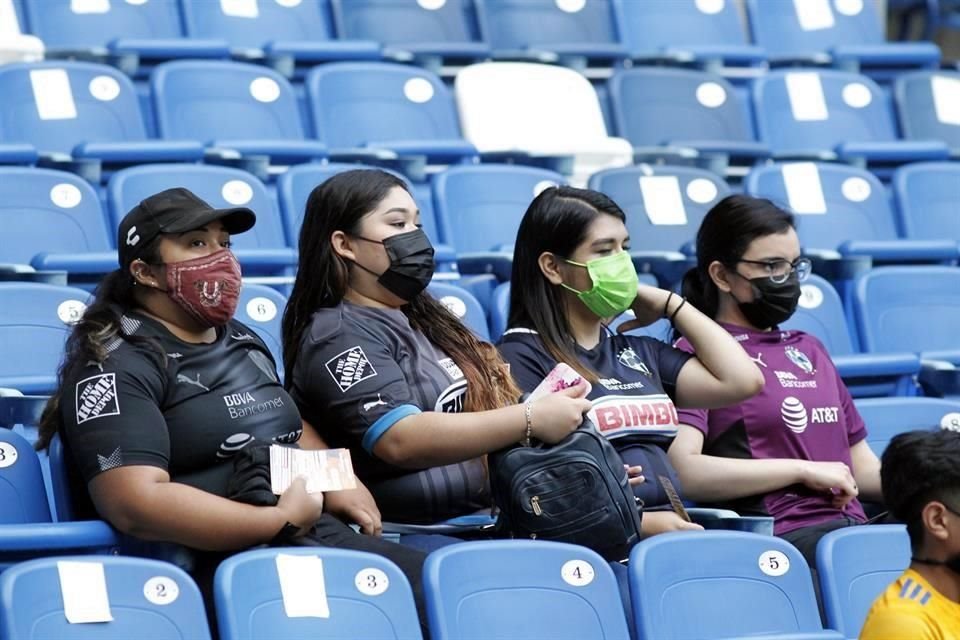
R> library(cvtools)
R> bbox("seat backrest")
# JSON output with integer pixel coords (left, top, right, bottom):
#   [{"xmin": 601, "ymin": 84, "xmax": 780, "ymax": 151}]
[
  {"xmin": 0, "ymin": 61, "xmax": 148, "ymax": 154},
  {"xmin": 424, "ymin": 540, "xmax": 630, "ymax": 640},
  {"xmin": 853, "ymin": 266, "xmax": 960, "ymax": 354},
  {"xmin": 306, "ymin": 62, "xmax": 462, "ymax": 149},
  {"xmin": 609, "ymin": 67, "xmax": 754, "ymax": 146},
  {"xmin": 0, "ymin": 0, "xmax": 43, "ymax": 63},
  {"xmin": 0, "ymin": 555, "xmax": 211, "ymax": 640},
  {"xmin": 745, "ymin": 162, "xmax": 899, "ymax": 250},
  {"xmin": 0, "ymin": 167, "xmax": 112, "ymax": 264},
  {"xmin": 894, "ymin": 71, "xmax": 960, "ymax": 148},
  {"xmin": 181, "ymin": 0, "xmax": 336, "ymax": 49},
  {"xmin": 892, "ymin": 162, "xmax": 960, "ymax": 241},
  {"xmin": 23, "ymin": 0, "xmax": 183, "ymax": 49},
  {"xmin": 816, "ymin": 525, "xmax": 911, "ymax": 638},
  {"xmin": 432, "ymin": 164, "xmax": 563, "ymax": 254},
  {"xmin": 0, "ymin": 284, "xmax": 90, "ymax": 394},
  {"xmin": 107, "ymin": 164, "xmax": 287, "ymax": 252},
  {"xmin": 753, "ymin": 70, "xmax": 896, "ymax": 154},
  {"xmin": 615, "ymin": 0, "xmax": 750, "ymax": 55},
  {"xmin": 745, "ymin": 0, "xmax": 884, "ymax": 58},
  {"xmin": 854, "ymin": 397, "xmax": 960, "ymax": 456},
  {"xmin": 0, "ymin": 428, "xmax": 52, "ymax": 524},
  {"xmin": 215, "ymin": 547, "xmax": 422, "ymax": 640},
  {"xmin": 455, "ymin": 62, "xmax": 614, "ymax": 152},
  {"xmin": 630, "ymin": 530, "xmax": 825, "ymax": 638},
  {"xmin": 588, "ymin": 165, "xmax": 729, "ymax": 252},
  {"xmin": 151, "ymin": 61, "xmax": 306, "ymax": 142},
  {"xmin": 235, "ymin": 284, "xmax": 287, "ymax": 371},
  {"xmin": 332, "ymin": 0, "xmax": 483, "ymax": 45},
  {"xmin": 780, "ymin": 274, "xmax": 856, "ymax": 356},
  {"xmin": 476, "ymin": 0, "xmax": 619, "ymax": 51},
  {"xmin": 427, "ymin": 283, "xmax": 490, "ymax": 341}
]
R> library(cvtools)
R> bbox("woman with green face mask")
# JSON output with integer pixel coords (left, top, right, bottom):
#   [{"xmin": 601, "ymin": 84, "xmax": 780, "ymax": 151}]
[{"xmin": 497, "ymin": 186, "xmax": 765, "ymax": 537}]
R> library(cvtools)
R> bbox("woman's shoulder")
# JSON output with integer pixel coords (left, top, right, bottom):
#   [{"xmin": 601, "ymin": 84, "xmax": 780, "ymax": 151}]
[{"xmin": 497, "ymin": 327, "xmax": 542, "ymax": 347}]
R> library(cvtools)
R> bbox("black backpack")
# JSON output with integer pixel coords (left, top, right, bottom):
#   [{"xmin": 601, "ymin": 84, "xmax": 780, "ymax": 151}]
[{"xmin": 489, "ymin": 421, "xmax": 644, "ymax": 561}]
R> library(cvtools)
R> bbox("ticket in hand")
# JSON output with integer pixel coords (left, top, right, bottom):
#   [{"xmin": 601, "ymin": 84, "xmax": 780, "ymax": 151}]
[
  {"xmin": 528, "ymin": 362, "xmax": 592, "ymax": 401},
  {"xmin": 270, "ymin": 445, "xmax": 358, "ymax": 495}
]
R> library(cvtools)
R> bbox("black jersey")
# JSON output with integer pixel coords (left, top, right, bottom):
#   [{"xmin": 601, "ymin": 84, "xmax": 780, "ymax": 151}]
[
  {"xmin": 60, "ymin": 310, "xmax": 303, "ymax": 504},
  {"xmin": 289, "ymin": 301, "xmax": 486, "ymax": 523}
]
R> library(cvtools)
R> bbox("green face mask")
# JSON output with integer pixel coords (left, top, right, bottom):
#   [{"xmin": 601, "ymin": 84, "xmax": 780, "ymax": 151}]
[{"xmin": 561, "ymin": 251, "xmax": 639, "ymax": 318}]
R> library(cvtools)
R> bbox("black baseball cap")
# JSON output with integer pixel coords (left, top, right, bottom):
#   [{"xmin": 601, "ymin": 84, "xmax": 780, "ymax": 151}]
[{"xmin": 118, "ymin": 187, "xmax": 256, "ymax": 268}]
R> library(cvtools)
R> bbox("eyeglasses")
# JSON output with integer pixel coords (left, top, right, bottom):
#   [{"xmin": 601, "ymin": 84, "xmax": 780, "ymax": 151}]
[{"xmin": 736, "ymin": 257, "xmax": 812, "ymax": 284}]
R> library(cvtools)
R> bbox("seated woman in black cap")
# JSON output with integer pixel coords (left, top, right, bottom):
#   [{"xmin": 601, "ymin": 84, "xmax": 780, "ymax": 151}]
[{"xmin": 36, "ymin": 188, "xmax": 429, "ymax": 624}]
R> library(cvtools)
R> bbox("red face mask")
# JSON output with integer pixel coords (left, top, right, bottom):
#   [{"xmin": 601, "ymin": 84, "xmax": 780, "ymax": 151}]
[{"xmin": 164, "ymin": 249, "xmax": 242, "ymax": 327}]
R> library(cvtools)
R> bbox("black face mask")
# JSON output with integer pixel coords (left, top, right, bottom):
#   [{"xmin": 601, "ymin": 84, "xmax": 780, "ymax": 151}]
[
  {"xmin": 353, "ymin": 228, "xmax": 435, "ymax": 301},
  {"xmin": 732, "ymin": 271, "xmax": 802, "ymax": 329}
]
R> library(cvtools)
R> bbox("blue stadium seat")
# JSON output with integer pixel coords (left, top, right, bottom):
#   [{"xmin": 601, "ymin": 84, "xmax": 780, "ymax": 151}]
[
  {"xmin": 752, "ymin": 70, "xmax": 949, "ymax": 166},
  {"xmin": 0, "ymin": 556, "xmax": 211, "ymax": 640},
  {"xmin": 745, "ymin": 162, "xmax": 958, "ymax": 263},
  {"xmin": 216, "ymin": 547, "xmax": 421, "ymax": 640},
  {"xmin": 0, "ymin": 168, "xmax": 117, "ymax": 276},
  {"xmin": 894, "ymin": 71, "xmax": 960, "ymax": 154},
  {"xmin": 475, "ymin": 0, "xmax": 627, "ymax": 65},
  {"xmin": 106, "ymin": 164, "xmax": 296, "ymax": 274},
  {"xmin": 630, "ymin": 531, "xmax": 843, "ymax": 639},
  {"xmin": 613, "ymin": 0, "xmax": 765, "ymax": 69},
  {"xmin": 0, "ymin": 0, "xmax": 42, "ymax": 68},
  {"xmin": 745, "ymin": 0, "xmax": 940, "ymax": 78},
  {"xmin": 816, "ymin": 525, "xmax": 911, "ymax": 639},
  {"xmin": 180, "ymin": 0, "xmax": 379, "ymax": 67},
  {"xmin": 892, "ymin": 162, "xmax": 960, "ymax": 242},
  {"xmin": 0, "ymin": 61, "xmax": 202, "ymax": 163},
  {"xmin": 0, "ymin": 283, "xmax": 90, "ymax": 394},
  {"xmin": 424, "ymin": 540, "xmax": 630, "ymax": 640},
  {"xmin": 608, "ymin": 68, "xmax": 769, "ymax": 169},
  {"xmin": 151, "ymin": 60, "xmax": 326, "ymax": 164},
  {"xmin": 304, "ymin": 62, "xmax": 476, "ymax": 166},
  {"xmin": 432, "ymin": 164, "xmax": 564, "ymax": 281},
  {"xmin": 236, "ymin": 284, "xmax": 287, "ymax": 374},
  {"xmin": 853, "ymin": 266, "xmax": 960, "ymax": 365},
  {"xmin": 427, "ymin": 283, "xmax": 490, "ymax": 341},
  {"xmin": 331, "ymin": 0, "xmax": 490, "ymax": 65},
  {"xmin": 854, "ymin": 397, "xmax": 960, "ymax": 456},
  {"xmin": 0, "ymin": 428, "xmax": 51, "ymax": 525}
]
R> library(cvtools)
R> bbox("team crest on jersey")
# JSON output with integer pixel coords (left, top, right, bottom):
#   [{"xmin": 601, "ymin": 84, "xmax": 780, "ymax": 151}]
[
  {"xmin": 785, "ymin": 346, "xmax": 815, "ymax": 375},
  {"xmin": 617, "ymin": 348, "xmax": 652, "ymax": 376},
  {"xmin": 435, "ymin": 380, "xmax": 468, "ymax": 414},
  {"xmin": 326, "ymin": 346, "xmax": 377, "ymax": 392},
  {"xmin": 75, "ymin": 373, "xmax": 120, "ymax": 424}
]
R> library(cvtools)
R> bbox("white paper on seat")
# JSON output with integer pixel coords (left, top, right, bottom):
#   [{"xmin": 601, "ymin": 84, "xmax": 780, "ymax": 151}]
[
  {"xmin": 639, "ymin": 176, "xmax": 688, "ymax": 225},
  {"xmin": 71, "ymin": 0, "xmax": 110, "ymax": 14},
  {"xmin": 220, "ymin": 0, "xmax": 259, "ymax": 18},
  {"xmin": 782, "ymin": 163, "xmax": 827, "ymax": 215},
  {"xmin": 30, "ymin": 69, "xmax": 78, "ymax": 121},
  {"xmin": 275, "ymin": 554, "xmax": 330, "ymax": 618},
  {"xmin": 931, "ymin": 75, "xmax": 960, "ymax": 126},
  {"xmin": 785, "ymin": 72, "xmax": 828, "ymax": 122},
  {"xmin": 793, "ymin": 0, "xmax": 834, "ymax": 31},
  {"xmin": 56, "ymin": 561, "xmax": 114, "ymax": 624}
]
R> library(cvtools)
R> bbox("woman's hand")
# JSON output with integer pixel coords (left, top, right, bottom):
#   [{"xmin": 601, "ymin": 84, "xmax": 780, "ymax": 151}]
[
  {"xmin": 618, "ymin": 284, "xmax": 673, "ymax": 332},
  {"xmin": 641, "ymin": 510, "xmax": 704, "ymax": 537},
  {"xmin": 323, "ymin": 479, "xmax": 383, "ymax": 536},
  {"xmin": 276, "ymin": 476, "xmax": 326, "ymax": 536},
  {"xmin": 625, "ymin": 464, "xmax": 645, "ymax": 487},
  {"xmin": 529, "ymin": 381, "xmax": 593, "ymax": 444},
  {"xmin": 800, "ymin": 460, "xmax": 859, "ymax": 509}
]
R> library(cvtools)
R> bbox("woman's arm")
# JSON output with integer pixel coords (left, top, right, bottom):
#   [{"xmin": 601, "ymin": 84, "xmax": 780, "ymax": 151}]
[{"xmin": 850, "ymin": 440, "xmax": 883, "ymax": 503}]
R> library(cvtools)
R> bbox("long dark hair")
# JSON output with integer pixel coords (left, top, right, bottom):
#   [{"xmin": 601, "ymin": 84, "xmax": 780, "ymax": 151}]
[
  {"xmin": 507, "ymin": 186, "xmax": 627, "ymax": 384},
  {"xmin": 680, "ymin": 194, "xmax": 795, "ymax": 322},
  {"xmin": 37, "ymin": 239, "xmax": 164, "ymax": 450},
  {"xmin": 282, "ymin": 169, "xmax": 519, "ymax": 411}
]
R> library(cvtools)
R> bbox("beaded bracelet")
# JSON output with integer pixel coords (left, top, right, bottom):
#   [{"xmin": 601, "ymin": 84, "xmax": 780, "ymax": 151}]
[{"xmin": 524, "ymin": 401, "xmax": 533, "ymax": 447}]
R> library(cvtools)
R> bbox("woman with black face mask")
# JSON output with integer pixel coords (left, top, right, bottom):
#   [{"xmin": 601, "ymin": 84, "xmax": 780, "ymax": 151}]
[
  {"xmin": 667, "ymin": 195, "xmax": 883, "ymax": 570},
  {"xmin": 282, "ymin": 170, "xmax": 592, "ymax": 533}
]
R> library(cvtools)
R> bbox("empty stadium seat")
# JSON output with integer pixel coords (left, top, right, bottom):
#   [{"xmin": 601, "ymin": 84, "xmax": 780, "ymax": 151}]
[
  {"xmin": 235, "ymin": 284, "xmax": 287, "ymax": 374},
  {"xmin": 305, "ymin": 62, "xmax": 477, "ymax": 166},
  {"xmin": 752, "ymin": 70, "xmax": 949, "ymax": 166},
  {"xmin": 0, "ymin": 0, "xmax": 43, "ymax": 65},
  {"xmin": 892, "ymin": 162, "xmax": 960, "ymax": 242},
  {"xmin": 816, "ymin": 525, "xmax": 911, "ymax": 639},
  {"xmin": 0, "ymin": 556, "xmax": 211, "ymax": 640},
  {"xmin": 854, "ymin": 396, "xmax": 960, "ymax": 456},
  {"xmin": 455, "ymin": 62, "xmax": 632, "ymax": 185},
  {"xmin": 424, "ymin": 540, "xmax": 630, "ymax": 640},
  {"xmin": 745, "ymin": 162, "xmax": 958, "ymax": 263},
  {"xmin": 614, "ymin": 0, "xmax": 765, "ymax": 69},
  {"xmin": 151, "ymin": 60, "xmax": 326, "ymax": 164},
  {"xmin": 331, "ymin": 0, "xmax": 490, "ymax": 65},
  {"xmin": 427, "ymin": 282, "xmax": 489, "ymax": 341},
  {"xmin": 894, "ymin": 71, "xmax": 960, "ymax": 154},
  {"xmin": 630, "ymin": 530, "xmax": 843, "ymax": 639},
  {"xmin": 215, "ymin": 547, "xmax": 421, "ymax": 640},
  {"xmin": 106, "ymin": 164, "xmax": 296, "ymax": 274},
  {"xmin": 745, "ymin": 0, "xmax": 940, "ymax": 78},
  {"xmin": 0, "ymin": 428, "xmax": 50, "ymax": 525}
]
